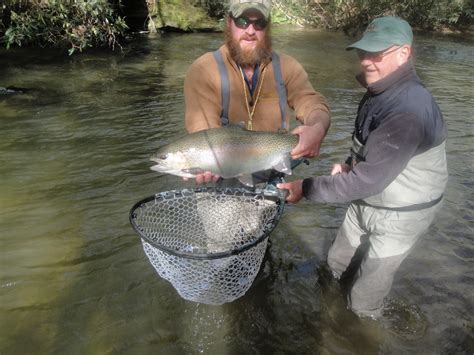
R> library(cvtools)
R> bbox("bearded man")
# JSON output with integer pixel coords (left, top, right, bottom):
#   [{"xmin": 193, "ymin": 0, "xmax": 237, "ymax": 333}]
[{"xmin": 184, "ymin": 0, "xmax": 330, "ymax": 184}]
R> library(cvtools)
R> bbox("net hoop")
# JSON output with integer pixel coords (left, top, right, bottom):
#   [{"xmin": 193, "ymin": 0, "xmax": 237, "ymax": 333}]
[{"xmin": 129, "ymin": 187, "xmax": 285, "ymax": 260}]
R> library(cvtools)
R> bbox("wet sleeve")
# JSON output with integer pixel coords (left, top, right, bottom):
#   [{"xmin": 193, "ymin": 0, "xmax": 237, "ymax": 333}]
[
  {"xmin": 302, "ymin": 112, "xmax": 424, "ymax": 203},
  {"xmin": 283, "ymin": 55, "xmax": 330, "ymax": 123},
  {"xmin": 184, "ymin": 55, "xmax": 222, "ymax": 133}
]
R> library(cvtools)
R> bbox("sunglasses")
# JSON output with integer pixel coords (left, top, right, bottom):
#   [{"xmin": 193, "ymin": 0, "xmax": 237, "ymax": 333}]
[
  {"xmin": 232, "ymin": 16, "xmax": 268, "ymax": 31},
  {"xmin": 357, "ymin": 45, "xmax": 403, "ymax": 61}
]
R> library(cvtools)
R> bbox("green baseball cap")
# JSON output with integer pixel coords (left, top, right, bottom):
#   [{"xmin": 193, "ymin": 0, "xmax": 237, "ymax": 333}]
[
  {"xmin": 229, "ymin": 0, "xmax": 272, "ymax": 20},
  {"xmin": 346, "ymin": 16, "xmax": 413, "ymax": 52}
]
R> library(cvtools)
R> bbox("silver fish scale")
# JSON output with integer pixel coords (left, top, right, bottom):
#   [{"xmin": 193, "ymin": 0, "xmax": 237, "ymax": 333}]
[
  {"xmin": 158, "ymin": 127, "xmax": 298, "ymax": 156},
  {"xmin": 130, "ymin": 188, "xmax": 285, "ymax": 304},
  {"xmin": 198, "ymin": 128, "xmax": 297, "ymax": 152}
]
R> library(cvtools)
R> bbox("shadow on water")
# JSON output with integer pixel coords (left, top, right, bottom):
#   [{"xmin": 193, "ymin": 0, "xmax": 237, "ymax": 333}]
[{"xmin": 1, "ymin": 29, "xmax": 473, "ymax": 354}]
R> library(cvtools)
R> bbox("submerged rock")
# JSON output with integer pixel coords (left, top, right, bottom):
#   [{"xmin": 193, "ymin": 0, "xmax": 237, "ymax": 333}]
[{"xmin": 0, "ymin": 86, "xmax": 32, "ymax": 95}]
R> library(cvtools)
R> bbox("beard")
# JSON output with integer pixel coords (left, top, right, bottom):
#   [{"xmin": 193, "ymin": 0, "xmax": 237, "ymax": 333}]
[{"xmin": 225, "ymin": 24, "xmax": 272, "ymax": 67}]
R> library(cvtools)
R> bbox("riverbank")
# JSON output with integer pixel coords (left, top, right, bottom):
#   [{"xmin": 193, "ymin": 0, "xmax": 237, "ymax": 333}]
[
  {"xmin": 1, "ymin": 0, "xmax": 473, "ymax": 53},
  {"xmin": 140, "ymin": 1, "xmax": 474, "ymax": 35}
]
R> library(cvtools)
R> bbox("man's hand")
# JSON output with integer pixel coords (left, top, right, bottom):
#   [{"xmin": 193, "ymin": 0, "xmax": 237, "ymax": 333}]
[
  {"xmin": 183, "ymin": 171, "xmax": 220, "ymax": 184},
  {"xmin": 331, "ymin": 163, "xmax": 350, "ymax": 176},
  {"xmin": 291, "ymin": 110, "xmax": 330, "ymax": 159},
  {"xmin": 277, "ymin": 180, "xmax": 304, "ymax": 203},
  {"xmin": 290, "ymin": 122, "xmax": 326, "ymax": 159}
]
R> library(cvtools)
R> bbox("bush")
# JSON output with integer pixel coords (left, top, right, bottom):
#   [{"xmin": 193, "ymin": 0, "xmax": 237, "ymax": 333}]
[
  {"xmin": 3, "ymin": 0, "xmax": 128, "ymax": 55},
  {"xmin": 316, "ymin": 0, "xmax": 473, "ymax": 32},
  {"xmin": 272, "ymin": 0, "xmax": 473, "ymax": 32}
]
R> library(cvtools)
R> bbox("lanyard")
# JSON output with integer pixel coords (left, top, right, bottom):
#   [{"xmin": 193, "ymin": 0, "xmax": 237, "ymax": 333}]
[{"xmin": 239, "ymin": 64, "xmax": 267, "ymax": 131}]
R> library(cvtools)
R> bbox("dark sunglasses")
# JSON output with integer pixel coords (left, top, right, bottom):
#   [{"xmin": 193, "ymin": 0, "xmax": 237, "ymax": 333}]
[{"xmin": 232, "ymin": 16, "xmax": 268, "ymax": 31}]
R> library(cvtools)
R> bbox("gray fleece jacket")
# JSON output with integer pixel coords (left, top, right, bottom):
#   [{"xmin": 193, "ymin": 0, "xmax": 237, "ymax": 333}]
[{"xmin": 303, "ymin": 61, "xmax": 447, "ymax": 207}]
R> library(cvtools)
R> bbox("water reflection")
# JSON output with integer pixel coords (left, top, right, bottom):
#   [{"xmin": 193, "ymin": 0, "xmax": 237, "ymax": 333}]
[{"xmin": 0, "ymin": 28, "xmax": 473, "ymax": 354}]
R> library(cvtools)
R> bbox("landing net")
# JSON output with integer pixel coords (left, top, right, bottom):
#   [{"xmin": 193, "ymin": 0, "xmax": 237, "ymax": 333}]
[{"xmin": 129, "ymin": 187, "xmax": 285, "ymax": 305}]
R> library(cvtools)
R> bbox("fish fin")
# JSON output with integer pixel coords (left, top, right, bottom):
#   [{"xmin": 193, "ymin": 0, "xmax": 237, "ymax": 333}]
[
  {"xmin": 273, "ymin": 155, "xmax": 293, "ymax": 175},
  {"xmin": 238, "ymin": 174, "xmax": 255, "ymax": 187},
  {"xmin": 182, "ymin": 167, "xmax": 206, "ymax": 175}
]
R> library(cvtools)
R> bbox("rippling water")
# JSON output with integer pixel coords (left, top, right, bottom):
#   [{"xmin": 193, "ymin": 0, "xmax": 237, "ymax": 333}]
[{"xmin": 1, "ymin": 28, "xmax": 473, "ymax": 354}]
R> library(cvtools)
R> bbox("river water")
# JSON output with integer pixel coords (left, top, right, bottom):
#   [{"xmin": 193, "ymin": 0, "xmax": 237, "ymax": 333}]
[{"xmin": 0, "ymin": 27, "xmax": 473, "ymax": 354}]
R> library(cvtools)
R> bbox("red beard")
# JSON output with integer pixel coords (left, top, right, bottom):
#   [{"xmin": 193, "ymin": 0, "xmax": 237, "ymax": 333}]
[{"xmin": 225, "ymin": 25, "xmax": 272, "ymax": 67}]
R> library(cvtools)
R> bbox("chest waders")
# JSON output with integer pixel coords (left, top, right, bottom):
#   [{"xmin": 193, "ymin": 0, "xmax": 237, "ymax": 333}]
[
  {"xmin": 349, "ymin": 137, "xmax": 444, "ymax": 212},
  {"xmin": 329, "ymin": 139, "xmax": 447, "ymax": 317},
  {"xmin": 212, "ymin": 50, "xmax": 289, "ymax": 186},
  {"xmin": 212, "ymin": 50, "xmax": 287, "ymax": 130}
]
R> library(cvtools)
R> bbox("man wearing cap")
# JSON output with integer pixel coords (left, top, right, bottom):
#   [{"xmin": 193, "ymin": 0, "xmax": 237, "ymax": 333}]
[
  {"xmin": 184, "ymin": 0, "xmax": 331, "ymax": 184},
  {"xmin": 278, "ymin": 16, "xmax": 448, "ymax": 317}
]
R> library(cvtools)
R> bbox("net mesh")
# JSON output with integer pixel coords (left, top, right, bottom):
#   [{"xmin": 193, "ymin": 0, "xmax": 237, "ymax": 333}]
[{"xmin": 130, "ymin": 187, "xmax": 285, "ymax": 305}]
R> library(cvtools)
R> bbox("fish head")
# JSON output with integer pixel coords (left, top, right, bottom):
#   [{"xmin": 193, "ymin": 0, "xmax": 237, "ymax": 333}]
[{"xmin": 150, "ymin": 150, "xmax": 194, "ymax": 178}]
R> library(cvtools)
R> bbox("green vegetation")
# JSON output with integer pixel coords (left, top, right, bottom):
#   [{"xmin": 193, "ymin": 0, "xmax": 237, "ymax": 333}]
[
  {"xmin": 0, "ymin": 0, "xmax": 472, "ymax": 54},
  {"xmin": 1, "ymin": 0, "xmax": 128, "ymax": 55},
  {"xmin": 149, "ymin": 0, "xmax": 221, "ymax": 32},
  {"xmin": 193, "ymin": 0, "xmax": 472, "ymax": 31},
  {"xmin": 272, "ymin": 0, "xmax": 473, "ymax": 32}
]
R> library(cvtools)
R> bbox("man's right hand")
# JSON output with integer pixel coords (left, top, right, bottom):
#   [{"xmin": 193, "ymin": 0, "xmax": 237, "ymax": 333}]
[{"xmin": 277, "ymin": 180, "xmax": 304, "ymax": 203}]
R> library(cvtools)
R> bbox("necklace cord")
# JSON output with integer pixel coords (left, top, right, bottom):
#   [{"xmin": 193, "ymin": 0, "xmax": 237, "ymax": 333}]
[{"xmin": 240, "ymin": 65, "xmax": 267, "ymax": 131}]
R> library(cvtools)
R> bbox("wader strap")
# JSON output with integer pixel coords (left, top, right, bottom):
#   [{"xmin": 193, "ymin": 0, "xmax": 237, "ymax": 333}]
[
  {"xmin": 213, "ymin": 49, "xmax": 287, "ymax": 129},
  {"xmin": 213, "ymin": 50, "xmax": 230, "ymax": 126},
  {"xmin": 272, "ymin": 51, "xmax": 287, "ymax": 130},
  {"xmin": 354, "ymin": 194, "xmax": 444, "ymax": 212},
  {"xmin": 349, "ymin": 136, "xmax": 366, "ymax": 168}
]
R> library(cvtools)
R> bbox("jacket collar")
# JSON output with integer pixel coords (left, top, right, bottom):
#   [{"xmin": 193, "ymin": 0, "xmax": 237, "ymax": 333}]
[{"xmin": 356, "ymin": 60, "xmax": 417, "ymax": 95}]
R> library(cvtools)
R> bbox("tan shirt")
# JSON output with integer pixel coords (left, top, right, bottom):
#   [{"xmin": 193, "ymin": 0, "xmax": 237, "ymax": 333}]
[{"xmin": 184, "ymin": 45, "xmax": 330, "ymax": 133}]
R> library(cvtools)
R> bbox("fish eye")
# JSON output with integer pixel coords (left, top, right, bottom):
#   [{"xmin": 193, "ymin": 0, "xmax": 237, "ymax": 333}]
[{"xmin": 152, "ymin": 153, "xmax": 168, "ymax": 160}]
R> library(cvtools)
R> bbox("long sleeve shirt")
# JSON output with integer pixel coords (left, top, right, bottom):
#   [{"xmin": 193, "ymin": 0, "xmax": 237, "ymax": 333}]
[{"xmin": 184, "ymin": 45, "xmax": 330, "ymax": 133}]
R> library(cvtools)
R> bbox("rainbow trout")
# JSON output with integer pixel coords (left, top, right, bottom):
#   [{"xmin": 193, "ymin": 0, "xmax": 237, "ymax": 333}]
[{"xmin": 150, "ymin": 127, "xmax": 299, "ymax": 186}]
